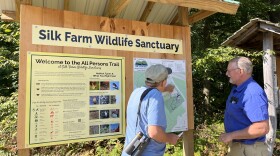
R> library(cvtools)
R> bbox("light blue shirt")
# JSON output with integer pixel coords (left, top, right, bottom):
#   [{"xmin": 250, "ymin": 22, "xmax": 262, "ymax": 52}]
[{"xmin": 122, "ymin": 87, "xmax": 167, "ymax": 156}]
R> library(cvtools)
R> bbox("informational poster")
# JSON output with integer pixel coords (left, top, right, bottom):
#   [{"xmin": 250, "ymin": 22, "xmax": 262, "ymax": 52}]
[
  {"xmin": 133, "ymin": 58, "xmax": 188, "ymax": 132},
  {"xmin": 25, "ymin": 52, "xmax": 125, "ymax": 148}
]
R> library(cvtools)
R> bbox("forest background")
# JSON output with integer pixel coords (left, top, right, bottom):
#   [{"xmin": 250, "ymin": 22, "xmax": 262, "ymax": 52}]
[{"xmin": 1, "ymin": 0, "xmax": 280, "ymax": 155}]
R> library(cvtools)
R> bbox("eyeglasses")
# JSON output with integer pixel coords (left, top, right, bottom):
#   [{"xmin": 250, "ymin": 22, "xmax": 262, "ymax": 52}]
[{"xmin": 226, "ymin": 68, "xmax": 240, "ymax": 73}]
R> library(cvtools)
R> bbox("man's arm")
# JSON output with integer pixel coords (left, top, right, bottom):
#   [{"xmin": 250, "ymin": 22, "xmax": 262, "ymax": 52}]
[
  {"xmin": 148, "ymin": 125, "xmax": 179, "ymax": 145},
  {"xmin": 219, "ymin": 120, "xmax": 269, "ymax": 143}
]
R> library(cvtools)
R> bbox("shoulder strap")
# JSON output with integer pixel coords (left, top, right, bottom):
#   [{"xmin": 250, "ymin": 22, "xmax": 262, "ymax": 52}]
[
  {"xmin": 140, "ymin": 88, "xmax": 155, "ymax": 102},
  {"xmin": 135, "ymin": 88, "xmax": 155, "ymax": 129}
]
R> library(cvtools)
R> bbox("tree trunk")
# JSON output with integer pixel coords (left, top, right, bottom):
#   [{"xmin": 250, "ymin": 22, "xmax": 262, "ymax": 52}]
[{"xmin": 203, "ymin": 79, "xmax": 210, "ymax": 105}]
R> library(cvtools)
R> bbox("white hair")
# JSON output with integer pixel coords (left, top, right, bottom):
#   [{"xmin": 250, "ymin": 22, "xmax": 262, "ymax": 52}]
[{"xmin": 229, "ymin": 56, "xmax": 253, "ymax": 74}]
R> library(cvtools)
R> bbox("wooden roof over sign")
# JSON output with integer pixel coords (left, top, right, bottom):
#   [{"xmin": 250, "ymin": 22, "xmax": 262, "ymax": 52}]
[
  {"xmin": 1, "ymin": 0, "xmax": 239, "ymax": 26},
  {"xmin": 222, "ymin": 18, "xmax": 280, "ymax": 53}
]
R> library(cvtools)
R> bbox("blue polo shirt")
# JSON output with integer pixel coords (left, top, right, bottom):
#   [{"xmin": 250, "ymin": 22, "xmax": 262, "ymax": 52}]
[
  {"xmin": 224, "ymin": 77, "xmax": 269, "ymax": 145},
  {"xmin": 122, "ymin": 87, "xmax": 167, "ymax": 156}
]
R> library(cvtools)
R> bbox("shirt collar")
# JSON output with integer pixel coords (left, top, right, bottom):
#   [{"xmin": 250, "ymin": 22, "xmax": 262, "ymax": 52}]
[{"xmin": 233, "ymin": 77, "xmax": 253, "ymax": 92}]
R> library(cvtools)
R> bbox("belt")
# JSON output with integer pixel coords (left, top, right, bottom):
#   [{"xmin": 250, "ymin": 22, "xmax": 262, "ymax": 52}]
[{"xmin": 230, "ymin": 142, "xmax": 267, "ymax": 148}]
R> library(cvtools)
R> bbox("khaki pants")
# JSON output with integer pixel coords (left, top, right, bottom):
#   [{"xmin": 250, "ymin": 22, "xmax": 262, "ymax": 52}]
[{"xmin": 227, "ymin": 142, "xmax": 268, "ymax": 156}]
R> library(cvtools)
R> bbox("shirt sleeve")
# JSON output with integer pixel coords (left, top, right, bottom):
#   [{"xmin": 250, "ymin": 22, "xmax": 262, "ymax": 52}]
[
  {"xmin": 243, "ymin": 93, "xmax": 269, "ymax": 122},
  {"xmin": 146, "ymin": 92, "xmax": 167, "ymax": 128}
]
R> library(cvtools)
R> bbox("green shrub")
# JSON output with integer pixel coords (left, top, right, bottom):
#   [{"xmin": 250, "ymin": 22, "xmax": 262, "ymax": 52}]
[
  {"xmin": 194, "ymin": 122, "xmax": 227, "ymax": 156},
  {"xmin": 274, "ymin": 130, "xmax": 280, "ymax": 156},
  {"xmin": 0, "ymin": 92, "xmax": 18, "ymax": 155},
  {"xmin": 0, "ymin": 21, "xmax": 19, "ymax": 97},
  {"xmin": 165, "ymin": 140, "xmax": 183, "ymax": 156},
  {"xmin": 31, "ymin": 139, "xmax": 124, "ymax": 155}
]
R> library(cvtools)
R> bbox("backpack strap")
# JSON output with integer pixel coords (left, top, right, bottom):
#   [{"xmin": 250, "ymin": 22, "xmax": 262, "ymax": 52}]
[{"xmin": 135, "ymin": 88, "xmax": 155, "ymax": 128}]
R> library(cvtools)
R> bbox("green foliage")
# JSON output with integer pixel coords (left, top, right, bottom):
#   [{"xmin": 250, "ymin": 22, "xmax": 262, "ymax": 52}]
[
  {"xmin": 194, "ymin": 122, "xmax": 227, "ymax": 156},
  {"xmin": 0, "ymin": 21, "xmax": 19, "ymax": 97},
  {"xmin": 0, "ymin": 92, "xmax": 18, "ymax": 155},
  {"xmin": 31, "ymin": 139, "xmax": 124, "ymax": 155},
  {"xmin": 274, "ymin": 130, "xmax": 280, "ymax": 156},
  {"xmin": 93, "ymin": 139, "xmax": 123, "ymax": 156},
  {"xmin": 191, "ymin": 0, "xmax": 280, "ymax": 57},
  {"xmin": 0, "ymin": 21, "xmax": 19, "ymax": 50},
  {"xmin": 165, "ymin": 139, "xmax": 183, "ymax": 156}
]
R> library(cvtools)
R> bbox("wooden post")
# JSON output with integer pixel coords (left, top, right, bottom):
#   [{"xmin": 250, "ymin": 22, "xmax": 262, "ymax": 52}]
[
  {"xmin": 263, "ymin": 31, "xmax": 277, "ymax": 156},
  {"xmin": 18, "ymin": 149, "xmax": 30, "ymax": 156},
  {"xmin": 178, "ymin": 8, "xmax": 195, "ymax": 156},
  {"xmin": 183, "ymin": 25, "xmax": 194, "ymax": 156},
  {"xmin": 183, "ymin": 129, "xmax": 194, "ymax": 156}
]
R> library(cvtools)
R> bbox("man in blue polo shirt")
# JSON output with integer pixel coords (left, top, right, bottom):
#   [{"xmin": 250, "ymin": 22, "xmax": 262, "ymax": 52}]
[
  {"xmin": 122, "ymin": 64, "xmax": 179, "ymax": 156},
  {"xmin": 219, "ymin": 56, "xmax": 269, "ymax": 156}
]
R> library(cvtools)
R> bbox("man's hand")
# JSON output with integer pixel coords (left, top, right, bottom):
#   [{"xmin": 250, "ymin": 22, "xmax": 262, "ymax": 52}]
[
  {"xmin": 219, "ymin": 133, "xmax": 232, "ymax": 143},
  {"xmin": 164, "ymin": 84, "xmax": 175, "ymax": 93},
  {"xmin": 167, "ymin": 133, "xmax": 180, "ymax": 145}
]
